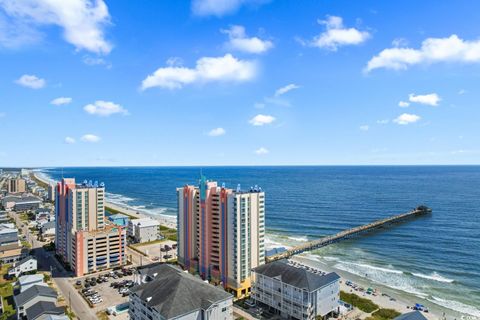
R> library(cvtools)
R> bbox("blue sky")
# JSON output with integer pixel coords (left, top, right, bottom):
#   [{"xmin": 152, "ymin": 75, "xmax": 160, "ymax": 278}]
[{"xmin": 1, "ymin": 0, "xmax": 479, "ymax": 167}]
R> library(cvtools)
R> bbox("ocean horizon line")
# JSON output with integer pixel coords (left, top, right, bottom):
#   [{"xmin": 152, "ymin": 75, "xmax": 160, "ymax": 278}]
[{"xmin": 2, "ymin": 164, "xmax": 480, "ymax": 169}]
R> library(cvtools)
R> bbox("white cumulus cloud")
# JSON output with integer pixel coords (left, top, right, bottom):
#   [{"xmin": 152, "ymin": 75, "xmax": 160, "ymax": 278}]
[
  {"xmin": 15, "ymin": 74, "xmax": 45, "ymax": 89},
  {"xmin": 274, "ymin": 83, "xmax": 300, "ymax": 97},
  {"xmin": 81, "ymin": 134, "xmax": 100, "ymax": 143},
  {"xmin": 249, "ymin": 114, "xmax": 275, "ymax": 126},
  {"xmin": 365, "ymin": 35, "xmax": 480, "ymax": 72},
  {"xmin": 409, "ymin": 93, "xmax": 441, "ymax": 106},
  {"xmin": 398, "ymin": 101, "xmax": 410, "ymax": 108},
  {"xmin": 222, "ymin": 25, "xmax": 273, "ymax": 54},
  {"xmin": 359, "ymin": 125, "xmax": 369, "ymax": 131},
  {"xmin": 208, "ymin": 127, "xmax": 226, "ymax": 137},
  {"xmin": 393, "ymin": 113, "xmax": 421, "ymax": 125},
  {"xmin": 191, "ymin": 0, "xmax": 268, "ymax": 17},
  {"xmin": 51, "ymin": 97, "xmax": 72, "ymax": 106},
  {"xmin": 255, "ymin": 147, "xmax": 269, "ymax": 155},
  {"xmin": 84, "ymin": 100, "xmax": 128, "ymax": 116},
  {"xmin": 0, "ymin": 0, "xmax": 112, "ymax": 54},
  {"xmin": 141, "ymin": 54, "xmax": 256, "ymax": 90},
  {"xmin": 309, "ymin": 15, "xmax": 370, "ymax": 51},
  {"xmin": 64, "ymin": 136, "xmax": 75, "ymax": 144}
]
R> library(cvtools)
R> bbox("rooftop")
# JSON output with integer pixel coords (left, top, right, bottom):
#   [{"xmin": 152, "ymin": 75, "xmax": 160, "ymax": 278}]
[
  {"xmin": 394, "ymin": 311, "xmax": 428, "ymax": 320},
  {"xmin": 14, "ymin": 255, "xmax": 36, "ymax": 267},
  {"xmin": 131, "ymin": 264, "xmax": 232, "ymax": 319},
  {"xmin": 131, "ymin": 218, "xmax": 159, "ymax": 228},
  {"xmin": 253, "ymin": 260, "xmax": 340, "ymax": 292},
  {"xmin": 26, "ymin": 301, "xmax": 65, "ymax": 320},
  {"xmin": 14, "ymin": 284, "xmax": 57, "ymax": 307},
  {"xmin": 19, "ymin": 273, "xmax": 44, "ymax": 285}
]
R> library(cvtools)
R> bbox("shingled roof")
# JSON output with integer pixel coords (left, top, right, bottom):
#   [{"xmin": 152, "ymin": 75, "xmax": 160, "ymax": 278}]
[
  {"xmin": 394, "ymin": 311, "xmax": 428, "ymax": 320},
  {"xmin": 131, "ymin": 264, "xmax": 232, "ymax": 319},
  {"xmin": 14, "ymin": 285, "xmax": 57, "ymax": 307},
  {"xmin": 26, "ymin": 301, "xmax": 65, "ymax": 320},
  {"xmin": 253, "ymin": 260, "xmax": 340, "ymax": 292}
]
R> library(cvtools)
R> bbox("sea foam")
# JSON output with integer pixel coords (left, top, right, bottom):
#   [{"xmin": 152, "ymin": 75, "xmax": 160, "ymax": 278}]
[
  {"xmin": 412, "ymin": 272, "xmax": 454, "ymax": 283},
  {"xmin": 429, "ymin": 296, "xmax": 480, "ymax": 318}
]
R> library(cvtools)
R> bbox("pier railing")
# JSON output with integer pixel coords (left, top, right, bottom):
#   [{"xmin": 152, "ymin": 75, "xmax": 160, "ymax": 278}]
[{"xmin": 265, "ymin": 206, "xmax": 432, "ymax": 263}]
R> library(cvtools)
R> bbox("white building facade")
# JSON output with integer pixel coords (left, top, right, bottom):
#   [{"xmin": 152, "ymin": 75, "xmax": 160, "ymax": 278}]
[
  {"xmin": 252, "ymin": 261, "xmax": 340, "ymax": 320},
  {"xmin": 128, "ymin": 218, "xmax": 159, "ymax": 243},
  {"xmin": 8, "ymin": 256, "xmax": 37, "ymax": 277}
]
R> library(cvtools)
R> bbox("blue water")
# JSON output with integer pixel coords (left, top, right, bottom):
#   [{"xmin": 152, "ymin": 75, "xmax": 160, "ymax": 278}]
[{"xmin": 40, "ymin": 166, "xmax": 480, "ymax": 317}]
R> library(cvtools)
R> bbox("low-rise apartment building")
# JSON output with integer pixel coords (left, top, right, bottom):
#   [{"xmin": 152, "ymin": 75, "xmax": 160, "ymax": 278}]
[
  {"xmin": 252, "ymin": 260, "xmax": 340, "ymax": 320},
  {"xmin": 128, "ymin": 218, "xmax": 159, "ymax": 243}
]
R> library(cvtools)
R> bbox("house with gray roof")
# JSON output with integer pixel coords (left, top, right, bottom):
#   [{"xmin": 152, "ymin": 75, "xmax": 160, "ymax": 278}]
[
  {"xmin": 25, "ymin": 301, "xmax": 66, "ymax": 320},
  {"xmin": 14, "ymin": 285, "xmax": 58, "ymax": 319},
  {"xmin": 18, "ymin": 274, "xmax": 46, "ymax": 292},
  {"xmin": 129, "ymin": 264, "xmax": 233, "ymax": 320},
  {"xmin": 252, "ymin": 260, "xmax": 340, "ymax": 320},
  {"xmin": 394, "ymin": 311, "xmax": 428, "ymax": 320}
]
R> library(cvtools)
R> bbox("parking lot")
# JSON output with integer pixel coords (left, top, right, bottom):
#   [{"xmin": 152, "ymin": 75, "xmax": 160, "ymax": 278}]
[
  {"xmin": 70, "ymin": 267, "xmax": 136, "ymax": 313},
  {"xmin": 133, "ymin": 240, "xmax": 177, "ymax": 262}
]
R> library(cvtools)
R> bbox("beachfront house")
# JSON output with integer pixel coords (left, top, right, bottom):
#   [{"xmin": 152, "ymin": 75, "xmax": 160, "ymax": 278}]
[
  {"xmin": 128, "ymin": 218, "xmax": 160, "ymax": 243},
  {"xmin": 394, "ymin": 311, "xmax": 428, "ymax": 320},
  {"xmin": 252, "ymin": 260, "xmax": 340, "ymax": 320}
]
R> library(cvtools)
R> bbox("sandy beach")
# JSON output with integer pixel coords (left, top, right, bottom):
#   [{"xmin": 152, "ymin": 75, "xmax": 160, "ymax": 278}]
[{"xmin": 291, "ymin": 256, "xmax": 444, "ymax": 320}]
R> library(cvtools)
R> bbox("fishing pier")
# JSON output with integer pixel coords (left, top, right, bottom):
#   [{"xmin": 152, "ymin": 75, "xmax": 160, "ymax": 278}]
[{"xmin": 266, "ymin": 205, "xmax": 432, "ymax": 263}]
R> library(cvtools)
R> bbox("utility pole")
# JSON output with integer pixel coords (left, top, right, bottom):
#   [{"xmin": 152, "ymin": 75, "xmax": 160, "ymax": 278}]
[{"xmin": 68, "ymin": 291, "xmax": 72, "ymax": 314}]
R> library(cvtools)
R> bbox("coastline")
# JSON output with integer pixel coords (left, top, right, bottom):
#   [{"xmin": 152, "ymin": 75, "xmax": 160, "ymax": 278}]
[
  {"xmin": 33, "ymin": 170, "xmax": 475, "ymax": 319},
  {"xmin": 290, "ymin": 256, "xmax": 442, "ymax": 320}
]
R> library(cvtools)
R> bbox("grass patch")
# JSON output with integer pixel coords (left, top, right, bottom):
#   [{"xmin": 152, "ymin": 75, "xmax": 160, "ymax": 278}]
[
  {"xmin": 96, "ymin": 311, "xmax": 109, "ymax": 320},
  {"xmin": 105, "ymin": 206, "xmax": 138, "ymax": 220},
  {"xmin": 0, "ymin": 283, "xmax": 15, "ymax": 320},
  {"xmin": 366, "ymin": 308, "xmax": 401, "ymax": 320},
  {"xmin": 159, "ymin": 225, "xmax": 177, "ymax": 242},
  {"xmin": 0, "ymin": 265, "xmax": 11, "ymax": 285},
  {"xmin": 21, "ymin": 240, "xmax": 32, "ymax": 249},
  {"xmin": 131, "ymin": 239, "xmax": 166, "ymax": 247},
  {"xmin": 340, "ymin": 291, "xmax": 379, "ymax": 313}
]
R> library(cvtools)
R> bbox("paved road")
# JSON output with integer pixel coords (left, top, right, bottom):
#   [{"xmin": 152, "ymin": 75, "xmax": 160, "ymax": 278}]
[{"xmin": 11, "ymin": 212, "xmax": 98, "ymax": 320}]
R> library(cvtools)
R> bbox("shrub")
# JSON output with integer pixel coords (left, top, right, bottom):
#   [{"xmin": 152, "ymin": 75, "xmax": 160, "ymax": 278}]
[{"xmin": 340, "ymin": 291, "xmax": 379, "ymax": 313}]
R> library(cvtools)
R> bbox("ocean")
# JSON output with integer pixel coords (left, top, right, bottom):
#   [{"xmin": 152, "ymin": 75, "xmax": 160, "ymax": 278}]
[{"xmin": 39, "ymin": 166, "xmax": 480, "ymax": 317}]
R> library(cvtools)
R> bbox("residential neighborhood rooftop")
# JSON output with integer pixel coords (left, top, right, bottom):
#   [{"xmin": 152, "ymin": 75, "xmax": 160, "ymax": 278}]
[
  {"xmin": 253, "ymin": 260, "xmax": 340, "ymax": 292},
  {"xmin": 131, "ymin": 264, "xmax": 232, "ymax": 319}
]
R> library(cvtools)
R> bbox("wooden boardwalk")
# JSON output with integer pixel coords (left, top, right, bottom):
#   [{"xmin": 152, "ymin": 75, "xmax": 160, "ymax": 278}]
[{"xmin": 266, "ymin": 206, "xmax": 432, "ymax": 263}]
